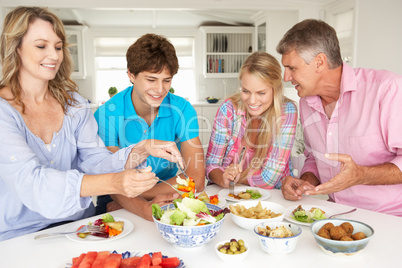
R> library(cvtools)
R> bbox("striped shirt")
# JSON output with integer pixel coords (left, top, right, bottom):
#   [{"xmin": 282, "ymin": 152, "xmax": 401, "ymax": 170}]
[{"xmin": 206, "ymin": 99, "xmax": 298, "ymax": 189}]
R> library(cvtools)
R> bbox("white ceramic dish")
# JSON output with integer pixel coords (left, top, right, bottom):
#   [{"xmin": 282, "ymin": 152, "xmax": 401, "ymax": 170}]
[
  {"xmin": 215, "ymin": 240, "xmax": 249, "ymax": 263},
  {"xmin": 310, "ymin": 219, "xmax": 374, "ymax": 257},
  {"xmin": 153, "ymin": 203, "xmax": 227, "ymax": 250},
  {"xmin": 284, "ymin": 205, "xmax": 341, "ymax": 226},
  {"xmin": 65, "ymin": 216, "xmax": 133, "ymax": 243},
  {"xmin": 195, "ymin": 190, "xmax": 227, "ymax": 208},
  {"xmin": 254, "ymin": 222, "xmax": 302, "ymax": 255},
  {"xmin": 230, "ymin": 200, "xmax": 285, "ymax": 230},
  {"xmin": 218, "ymin": 186, "xmax": 271, "ymax": 202},
  {"xmin": 60, "ymin": 250, "xmax": 186, "ymax": 268}
]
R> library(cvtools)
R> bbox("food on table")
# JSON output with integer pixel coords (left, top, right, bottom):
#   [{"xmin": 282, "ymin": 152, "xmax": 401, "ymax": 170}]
[
  {"xmin": 174, "ymin": 176, "xmax": 196, "ymax": 198},
  {"xmin": 77, "ymin": 213, "xmax": 124, "ymax": 239},
  {"xmin": 229, "ymin": 189, "xmax": 262, "ymax": 200},
  {"xmin": 291, "ymin": 205, "xmax": 327, "ymax": 223},
  {"xmin": 71, "ymin": 251, "xmax": 181, "ymax": 268},
  {"xmin": 340, "ymin": 222, "xmax": 354, "ymax": 235},
  {"xmin": 152, "ymin": 197, "xmax": 229, "ymax": 226},
  {"xmin": 329, "ymin": 226, "xmax": 348, "ymax": 240},
  {"xmin": 196, "ymin": 191, "xmax": 220, "ymax": 205},
  {"xmin": 217, "ymin": 238, "xmax": 247, "ymax": 255},
  {"xmin": 352, "ymin": 232, "xmax": 368, "ymax": 240},
  {"xmin": 317, "ymin": 221, "xmax": 368, "ymax": 241},
  {"xmin": 257, "ymin": 225, "xmax": 294, "ymax": 238},
  {"xmin": 229, "ymin": 201, "xmax": 282, "ymax": 219}
]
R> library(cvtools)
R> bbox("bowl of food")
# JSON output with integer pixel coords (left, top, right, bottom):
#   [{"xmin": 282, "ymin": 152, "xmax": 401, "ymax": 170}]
[
  {"xmin": 229, "ymin": 201, "xmax": 285, "ymax": 230},
  {"xmin": 206, "ymin": 97, "xmax": 220, "ymax": 103},
  {"xmin": 254, "ymin": 222, "xmax": 302, "ymax": 255},
  {"xmin": 215, "ymin": 238, "xmax": 249, "ymax": 262},
  {"xmin": 310, "ymin": 219, "xmax": 374, "ymax": 257},
  {"xmin": 152, "ymin": 197, "xmax": 229, "ymax": 250}
]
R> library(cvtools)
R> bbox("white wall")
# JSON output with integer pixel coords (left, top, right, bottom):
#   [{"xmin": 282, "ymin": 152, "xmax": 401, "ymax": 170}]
[
  {"xmin": 1, "ymin": 0, "xmax": 401, "ymax": 101},
  {"xmin": 354, "ymin": 0, "xmax": 402, "ymax": 74}
]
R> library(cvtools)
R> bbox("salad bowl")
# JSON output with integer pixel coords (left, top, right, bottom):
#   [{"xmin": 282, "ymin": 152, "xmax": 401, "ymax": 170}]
[{"xmin": 152, "ymin": 202, "xmax": 228, "ymax": 250}]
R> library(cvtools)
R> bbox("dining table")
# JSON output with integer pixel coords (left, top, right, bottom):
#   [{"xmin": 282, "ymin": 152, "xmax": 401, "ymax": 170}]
[{"xmin": 1, "ymin": 184, "xmax": 401, "ymax": 268}]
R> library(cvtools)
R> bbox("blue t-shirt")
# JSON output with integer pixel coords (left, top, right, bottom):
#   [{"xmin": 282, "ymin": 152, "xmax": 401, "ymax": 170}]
[{"xmin": 94, "ymin": 86, "xmax": 199, "ymax": 180}]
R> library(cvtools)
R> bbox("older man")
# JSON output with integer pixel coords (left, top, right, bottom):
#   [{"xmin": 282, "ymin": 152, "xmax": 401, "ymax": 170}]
[{"xmin": 277, "ymin": 19, "xmax": 402, "ymax": 216}]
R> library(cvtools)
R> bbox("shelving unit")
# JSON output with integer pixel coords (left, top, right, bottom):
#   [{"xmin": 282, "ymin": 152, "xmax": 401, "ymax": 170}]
[
  {"xmin": 200, "ymin": 27, "xmax": 254, "ymax": 78},
  {"xmin": 65, "ymin": 26, "xmax": 87, "ymax": 79}
]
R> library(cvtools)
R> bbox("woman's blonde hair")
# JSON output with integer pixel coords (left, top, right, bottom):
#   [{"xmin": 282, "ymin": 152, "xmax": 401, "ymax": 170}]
[
  {"xmin": 0, "ymin": 6, "xmax": 78, "ymax": 113},
  {"xmin": 230, "ymin": 52, "xmax": 290, "ymax": 183}
]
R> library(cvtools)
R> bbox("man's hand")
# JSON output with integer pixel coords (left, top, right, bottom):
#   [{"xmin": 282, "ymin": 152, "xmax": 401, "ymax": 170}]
[
  {"xmin": 143, "ymin": 140, "xmax": 184, "ymax": 167},
  {"xmin": 126, "ymin": 139, "xmax": 184, "ymax": 169},
  {"xmin": 305, "ymin": 153, "xmax": 365, "ymax": 196},
  {"xmin": 142, "ymin": 193, "xmax": 181, "ymax": 221},
  {"xmin": 281, "ymin": 175, "xmax": 315, "ymax": 201}
]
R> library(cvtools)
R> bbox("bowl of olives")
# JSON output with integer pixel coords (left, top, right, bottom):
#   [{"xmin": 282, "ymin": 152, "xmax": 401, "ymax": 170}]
[
  {"xmin": 206, "ymin": 97, "xmax": 220, "ymax": 103},
  {"xmin": 215, "ymin": 238, "xmax": 249, "ymax": 262}
]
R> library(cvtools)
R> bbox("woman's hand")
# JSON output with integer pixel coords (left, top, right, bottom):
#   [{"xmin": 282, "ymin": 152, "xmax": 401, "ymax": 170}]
[
  {"xmin": 114, "ymin": 166, "xmax": 157, "ymax": 198},
  {"xmin": 222, "ymin": 163, "xmax": 242, "ymax": 188}
]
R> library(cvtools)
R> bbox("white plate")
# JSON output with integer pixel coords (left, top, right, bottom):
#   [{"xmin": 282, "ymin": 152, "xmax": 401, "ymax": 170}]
[
  {"xmin": 195, "ymin": 191, "xmax": 227, "ymax": 208},
  {"xmin": 218, "ymin": 186, "xmax": 271, "ymax": 202},
  {"xmin": 65, "ymin": 216, "xmax": 133, "ymax": 243},
  {"xmin": 60, "ymin": 250, "xmax": 186, "ymax": 268},
  {"xmin": 284, "ymin": 205, "xmax": 341, "ymax": 226}
]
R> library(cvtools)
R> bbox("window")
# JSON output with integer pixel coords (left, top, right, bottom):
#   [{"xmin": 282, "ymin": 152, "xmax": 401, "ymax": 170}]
[{"xmin": 94, "ymin": 36, "xmax": 195, "ymax": 104}]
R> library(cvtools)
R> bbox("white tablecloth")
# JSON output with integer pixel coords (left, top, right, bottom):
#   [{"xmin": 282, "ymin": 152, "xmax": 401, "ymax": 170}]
[{"xmin": 1, "ymin": 185, "xmax": 401, "ymax": 267}]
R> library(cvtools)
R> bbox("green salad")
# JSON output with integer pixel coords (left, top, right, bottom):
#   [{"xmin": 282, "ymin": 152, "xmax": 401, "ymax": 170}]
[
  {"xmin": 152, "ymin": 197, "xmax": 229, "ymax": 226},
  {"xmin": 246, "ymin": 189, "xmax": 262, "ymax": 199},
  {"xmin": 292, "ymin": 206, "xmax": 326, "ymax": 223}
]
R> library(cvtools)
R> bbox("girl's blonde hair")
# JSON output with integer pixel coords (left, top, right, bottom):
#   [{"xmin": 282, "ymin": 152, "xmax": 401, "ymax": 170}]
[
  {"xmin": 0, "ymin": 6, "xmax": 78, "ymax": 113},
  {"xmin": 230, "ymin": 52, "xmax": 291, "ymax": 183}
]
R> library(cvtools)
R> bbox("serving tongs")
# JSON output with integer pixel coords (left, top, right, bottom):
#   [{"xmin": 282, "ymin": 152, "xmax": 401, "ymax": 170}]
[{"xmin": 229, "ymin": 146, "xmax": 246, "ymax": 195}]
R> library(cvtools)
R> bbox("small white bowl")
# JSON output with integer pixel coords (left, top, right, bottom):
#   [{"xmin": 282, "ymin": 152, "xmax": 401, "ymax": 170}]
[
  {"xmin": 215, "ymin": 239, "xmax": 249, "ymax": 262},
  {"xmin": 254, "ymin": 221, "xmax": 302, "ymax": 255},
  {"xmin": 230, "ymin": 201, "xmax": 285, "ymax": 230},
  {"xmin": 310, "ymin": 219, "xmax": 374, "ymax": 257}
]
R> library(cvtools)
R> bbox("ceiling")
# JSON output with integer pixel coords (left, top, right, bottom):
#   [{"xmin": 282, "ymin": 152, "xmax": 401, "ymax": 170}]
[
  {"xmin": 40, "ymin": 0, "xmax": 336, "ymax": 28},
  {"xmin": 2, "ymin": 0, "xmax": 337, "ymax": 29},
  {"xmin": 49, "ymin": 8, "xmax": 258, "ymax": 28}
]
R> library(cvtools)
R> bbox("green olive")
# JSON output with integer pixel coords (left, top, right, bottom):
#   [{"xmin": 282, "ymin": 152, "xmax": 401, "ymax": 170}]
[
  {"xmin": 78, "ymin": 233, "xmax": 88, "ymax": 239},
  {"xmin": 219, "ymin": 248, "xmax": 227, "ymax": 254},
  {"xmin": 238, "ymin": 239, "xmax": 245, "ymax": 246}
]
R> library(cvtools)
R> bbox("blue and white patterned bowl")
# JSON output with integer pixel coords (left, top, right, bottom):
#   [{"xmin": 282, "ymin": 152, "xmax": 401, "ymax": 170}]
[
  {"xmin": 310, "ymin": 219, "xmax": 374, "ymax": 257},
  {"xmin": 152, "ymin": 203, "xmax": 227, "ymax": 250},
  {"xmin": 254, "ymin": 221, "xmax": 302, "ymax": 255}
]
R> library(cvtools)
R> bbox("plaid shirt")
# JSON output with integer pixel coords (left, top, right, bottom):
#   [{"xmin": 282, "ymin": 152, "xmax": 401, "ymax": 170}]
[{"xmin": 206, "ymin": 99, "xmax": 298, "ymax": 189}]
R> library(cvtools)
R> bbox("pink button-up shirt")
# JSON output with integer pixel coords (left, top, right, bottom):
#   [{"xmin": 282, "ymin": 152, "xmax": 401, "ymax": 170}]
[{"xmin": 300, "ymin": 63, "xmax": 402, "ymax": 216}]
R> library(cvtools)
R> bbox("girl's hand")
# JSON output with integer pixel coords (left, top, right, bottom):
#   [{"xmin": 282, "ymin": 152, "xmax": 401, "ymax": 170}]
[{"xmin": 222, "ymin": 163, "xmax": 242, "ymax": 188}]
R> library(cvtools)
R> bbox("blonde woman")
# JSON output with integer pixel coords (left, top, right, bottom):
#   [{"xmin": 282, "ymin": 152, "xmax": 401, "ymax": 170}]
[
  {"xmin": 0, "ymin": 6, "xmax": 184, "ymax": 241},
  {"xmin": 206, "ymin": 52, "xmax": 298, "ymax": 189}
]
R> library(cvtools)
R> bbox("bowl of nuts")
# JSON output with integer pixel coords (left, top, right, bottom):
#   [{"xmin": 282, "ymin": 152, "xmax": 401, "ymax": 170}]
[{"xmin": 215, "ymin": 238, "xmax": 249, "ymax": 262}]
